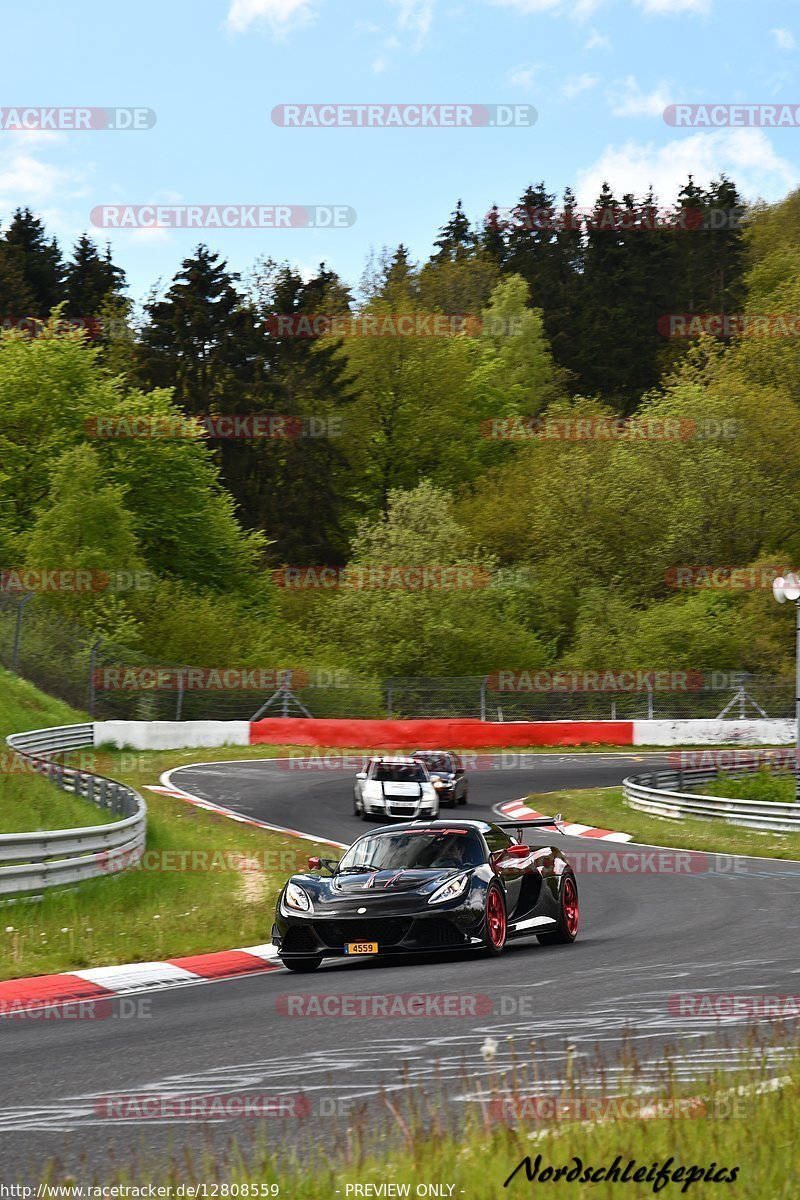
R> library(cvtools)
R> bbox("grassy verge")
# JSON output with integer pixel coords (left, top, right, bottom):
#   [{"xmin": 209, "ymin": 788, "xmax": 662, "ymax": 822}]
[
  {"xmin": 38, "ymin": 1036, "xmax": 800, "ymax": 1197},
  {"xmin": 698, "ymin": 768, "xmax": 796, "ymax": 804},
  {"xmin": 0, "ymin": 670, "xmax": 331, "ymax": 979},
  {"xmin": 522, "ymin": 786, "xmax": 800, "ymax": 858},
  {"xmin": 0, "ymin": 671, "xmax": 113, "ymax": 833}
]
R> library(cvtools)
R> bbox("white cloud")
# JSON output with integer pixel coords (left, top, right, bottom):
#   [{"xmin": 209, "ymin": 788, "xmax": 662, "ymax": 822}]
[
  {"xmin": 389, "ymin": 0, "xmax": 435, "ymax": 45},
  {"xmin": 226, "ymin": 0, "xmax": 320, "ymax": 35},
  {"xmin": 488, "ymin": 0, "xmax": 602, "ymax": 18},
  {"xmin": 0, "ymin": 149, "xmax": 74, "ymax": 206},
  {"xmin": 771, "ymin": 27, "xmax": 795, "ymax": 50},
  {"xmin": 575, "ymin": 129, "xmax": 795, "ymax": 209},
  {"xmin": 128, "ymin": 226, "xmax": 173, "ymax": 244},
  {"xmin": 507, "ymin": 63, "xmax": 542, "ymax": 90},
  {"xmin": 4, "ymin": 129, "xmax": 65, "ymax": 147},
  {"xmin": 372, "ymin": 55, "xmax": 389, "ymax": 72},
  {"xmin": 585, "ymin": 28, "xmax": 612, "ymax": 49},
  {"xmin": 634, "ymin": 0, "xmax": 710, "ymax": 14},
  {"xmin": 562, "ymin": 72, "xmax": 600, "ymax": 98},
  {"xmin": 608, "ymin": 75, "xmax": 672, "ymax": 116}
]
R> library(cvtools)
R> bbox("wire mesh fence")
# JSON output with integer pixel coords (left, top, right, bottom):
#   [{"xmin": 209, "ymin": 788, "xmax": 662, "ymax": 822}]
[{"xmin": 0, "ymin": 591, "xmax": 794, "ymax": 722}]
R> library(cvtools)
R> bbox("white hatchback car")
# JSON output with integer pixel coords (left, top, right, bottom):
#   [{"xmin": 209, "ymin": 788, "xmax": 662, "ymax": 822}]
[{"xmin": 353, "ymin": 756, "xmax": 440, "ymax": 821}]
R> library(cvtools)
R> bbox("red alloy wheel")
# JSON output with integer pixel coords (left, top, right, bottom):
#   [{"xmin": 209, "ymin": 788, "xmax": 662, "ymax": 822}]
[
  {"xmin": 487, "ymin": 885, "xmax": 507, "ymax": 950},
  {"xmin": 562, "ymin": 877, "xmax": 579, "ymax": 937}
]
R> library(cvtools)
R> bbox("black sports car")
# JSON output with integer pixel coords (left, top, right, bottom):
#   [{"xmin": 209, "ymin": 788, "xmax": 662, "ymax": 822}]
[
  {"xmin": 272, "ymin": 817, "xmax": 578, "ymax": 972},
  {"xmin": 410, "ymin": 750, "xmax": 469, "ymax": 807}
]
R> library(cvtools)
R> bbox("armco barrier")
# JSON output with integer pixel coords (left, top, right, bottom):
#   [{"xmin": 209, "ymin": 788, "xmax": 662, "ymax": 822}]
[
  {"xmin": 2, "ymin": 724, "xmax": 147, "ymax": 896},
  {"xmin": 632, "ymin": 719, "xmax": 793, "ymax": 746},
  {"xmin": 623, "ymin": 762, "xmax": 800, "ymax": 833},
  {"xmin": 93, "ymin": 717, "xmax": 797, "ymax": 751},
  {"xmin": 94, "ymin": 720, "xmax": 250, "ymax": 751},
  {"xmin": 248, "ymin": 718, "xmax": 635, "ymax": 749}
]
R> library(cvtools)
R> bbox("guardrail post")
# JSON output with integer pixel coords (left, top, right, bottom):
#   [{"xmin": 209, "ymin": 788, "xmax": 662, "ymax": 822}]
[
  {"xmin": 176, "ymin": 668, "xmax": 186, "ymax": 721},
  {"xmin": 386, "ymin": 679, "xmax": 393, "ymax": 719},
  {"xmin": 88, "ymin": 639, "xmax": 102, "ymax": 717},
  {"xmin": 11, "ymin": 593, "xmax": 34, "ymax": 673},
  {"xmin": 480, "ymin": 676, "xmax": 487, "ymax": 723}
]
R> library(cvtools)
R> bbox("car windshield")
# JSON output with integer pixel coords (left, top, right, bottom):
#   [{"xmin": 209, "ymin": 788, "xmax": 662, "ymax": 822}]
[
  {"xmin": 413, "ymin": 753, "xmax": 452, "ymax": 773},
  {"xmin": 338, "ymin": 829, "xmax": 484, "ymax": 872},
  {"xmin": 373, "ymin": 763, "xmax": 427, "ymax": 783}
]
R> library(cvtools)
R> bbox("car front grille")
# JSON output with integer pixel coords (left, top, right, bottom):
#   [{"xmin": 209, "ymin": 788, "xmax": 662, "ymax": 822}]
[
  {"xmin": 316, "ymin": 919, "xmax": 411, "ymax": 948},
  {"xmin": 281, "ymin": 926, "xmax": 320, "ymax": 954},
  {"xmin": 410, "ymin": 918, "xmax": 467, "ymax": 948},
  {"xmin": 387, "ymin": 802, "xmax": 422, "ymax": 817}
]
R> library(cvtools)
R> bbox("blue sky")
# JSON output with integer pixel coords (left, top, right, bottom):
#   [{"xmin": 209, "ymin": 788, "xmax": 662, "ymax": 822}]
[{"xmin": 1, "ymin": 0, "xmax": 798, "ymax": 309}]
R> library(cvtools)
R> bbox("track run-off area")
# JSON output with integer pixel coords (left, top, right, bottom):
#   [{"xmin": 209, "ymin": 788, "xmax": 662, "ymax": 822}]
[{"xmin": 1, "ymin": 751, "xmax": 798, "ymax": 1178}]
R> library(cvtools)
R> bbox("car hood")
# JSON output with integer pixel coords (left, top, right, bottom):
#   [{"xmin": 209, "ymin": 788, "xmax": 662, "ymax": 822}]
[{"xmin": 329, "ymin": 868, "xmax": 460, "ymax": 895}]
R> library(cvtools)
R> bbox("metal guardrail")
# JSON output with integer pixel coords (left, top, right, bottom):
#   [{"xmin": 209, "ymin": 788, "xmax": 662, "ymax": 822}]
[
  {"xmin": 623, "ymin": 762, "xmax": 800, "ymax": 833},
  {"xmin": 1, "ymin": 723, "xmax": 147, "ymax": 896}
]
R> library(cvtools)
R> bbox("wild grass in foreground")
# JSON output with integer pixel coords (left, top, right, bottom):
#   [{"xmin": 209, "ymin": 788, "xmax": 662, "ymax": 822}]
[{"xmin": 34, "ymin": 1030, "xmax": 800, "ymax": 1198}]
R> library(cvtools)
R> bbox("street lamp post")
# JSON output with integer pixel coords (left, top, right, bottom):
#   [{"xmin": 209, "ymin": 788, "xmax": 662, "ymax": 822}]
[{"xmin": 772, "ymin": 572, "xmax": 800, "ymax": 802}]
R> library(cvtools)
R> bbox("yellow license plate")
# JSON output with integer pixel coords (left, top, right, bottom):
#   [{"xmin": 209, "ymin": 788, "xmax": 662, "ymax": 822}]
[{"xmin": 345, "ymin": 941, "xmax": 378, "ymax": 955}]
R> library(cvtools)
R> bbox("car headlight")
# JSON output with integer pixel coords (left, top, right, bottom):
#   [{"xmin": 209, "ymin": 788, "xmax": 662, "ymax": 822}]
[
  {"xmin": 428, "ymin": 873, "xmax": 470, "ymax": 905},
  {"xmin": 430, "ymin": 775, "xmax": 445, "ymax": 788},
  {"xmin": 283, "ymin": 881, "xmax": 312, "ymax": 912}
]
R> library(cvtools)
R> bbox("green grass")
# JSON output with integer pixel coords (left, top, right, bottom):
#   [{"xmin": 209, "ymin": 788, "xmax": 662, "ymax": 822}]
[
  {"xmin": 0, "ymin": 771, "xmax": 115, "ymax": 833},
  {"xmin": 0, "ymin": 670, "xmax": 111, "ymax": 833},
  {"xmin": 0, "ymin": 669, "xmax": 331, "ymax": 979},
  {"xmin": 698, "ymin": 768, "xmax": 796, "ymax": 805},
  {"xmin": 522, "ymin": 786, "xmax": 800, "ymax": 859}
]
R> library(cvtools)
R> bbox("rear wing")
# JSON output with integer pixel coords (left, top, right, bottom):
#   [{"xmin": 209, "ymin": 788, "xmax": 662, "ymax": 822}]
[{"xmin": 495, "ymin": 813, "xmax": 566, "ymax": 835}]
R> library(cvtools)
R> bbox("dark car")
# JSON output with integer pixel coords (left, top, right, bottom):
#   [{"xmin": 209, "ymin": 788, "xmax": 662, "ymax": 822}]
[
  {"xmin": 272, "ymin": 817, "xmax": 578, "ymax": 972},
  {"xmin": 410, "ymin": 750, "xmax": 468, "ymax": 807}
]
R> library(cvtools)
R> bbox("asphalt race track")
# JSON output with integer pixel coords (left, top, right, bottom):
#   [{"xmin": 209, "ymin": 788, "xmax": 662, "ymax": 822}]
[{"xmin": 1, "ymin": 752, "xmax": 799, "ymax": 1181}]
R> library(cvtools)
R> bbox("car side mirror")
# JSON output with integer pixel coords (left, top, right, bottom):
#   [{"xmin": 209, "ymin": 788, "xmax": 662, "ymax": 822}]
[
  {"xmin": 505, "ymin": 844, "xmax": 532, "ymax": 859},
  {"xmin": 308, "ymin": 856, "xmax": 339, "ymax": 875},
  {"xmin": 355, "ymin": 771, "xmax": 367, "ymax": 780},
  {"xmin": 490, "ymin": 844, "xmax": 530, "ymax": 872}
]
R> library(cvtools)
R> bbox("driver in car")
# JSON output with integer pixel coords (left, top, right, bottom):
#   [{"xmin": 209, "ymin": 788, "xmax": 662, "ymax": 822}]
[{"xmin": 431, "ymin": 835, "xmax": 477, "ymax": 869}]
